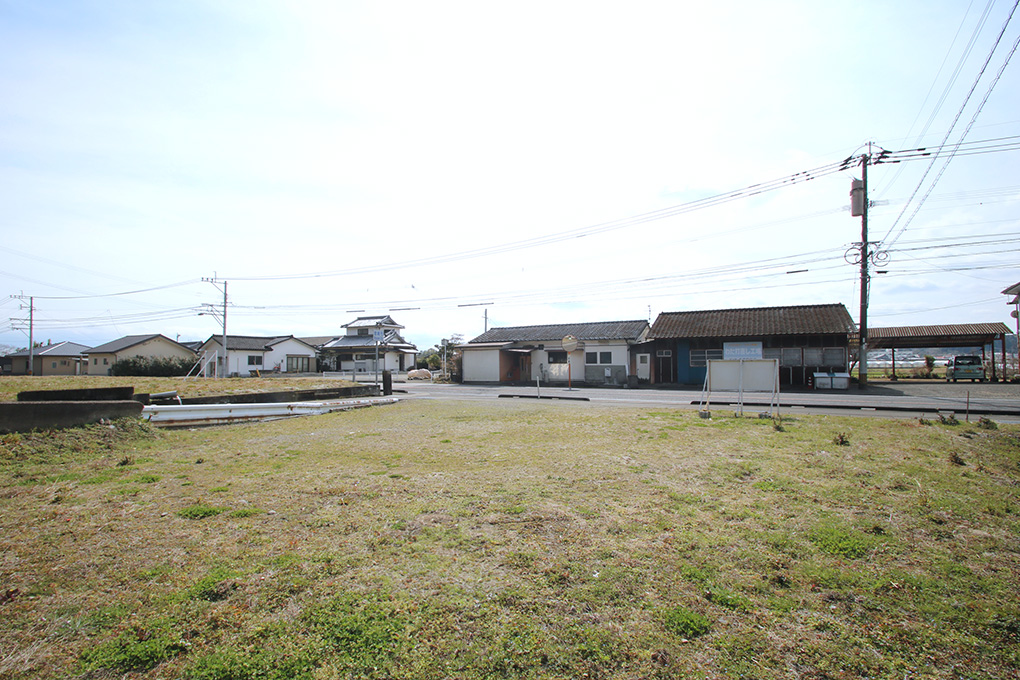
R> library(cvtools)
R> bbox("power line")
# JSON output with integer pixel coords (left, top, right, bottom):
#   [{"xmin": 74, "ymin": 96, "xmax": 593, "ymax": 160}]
[{"xmin": 880, "ymin": 0, "xmax": 1020, "ymax": 247}]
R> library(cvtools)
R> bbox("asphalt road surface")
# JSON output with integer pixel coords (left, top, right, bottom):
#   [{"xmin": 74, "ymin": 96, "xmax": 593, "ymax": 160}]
[{"xmin": 397, "ymin": 379, "xmax": 1020, "ymax": 422}]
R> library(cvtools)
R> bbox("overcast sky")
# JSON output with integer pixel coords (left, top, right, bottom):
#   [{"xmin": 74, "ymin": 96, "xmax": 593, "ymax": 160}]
[{"xmin": 2, "ymin": 1, "xmax": 1019, "ymax": 353}]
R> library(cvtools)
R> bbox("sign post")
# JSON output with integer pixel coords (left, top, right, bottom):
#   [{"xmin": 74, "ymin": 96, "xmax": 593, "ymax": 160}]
[{"xmin": 562, "ymin": 335, "xmax": 578, "ymax": 390}]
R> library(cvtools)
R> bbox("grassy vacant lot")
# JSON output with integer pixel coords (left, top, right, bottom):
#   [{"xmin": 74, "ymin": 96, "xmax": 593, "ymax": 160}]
[
  {"xmin": 1, "ymin": 399, "xmax": 1018, "ymax": 679},
  {"xmin": 0, "ymin": 375, "xmax": 354, "ymax": 402}
]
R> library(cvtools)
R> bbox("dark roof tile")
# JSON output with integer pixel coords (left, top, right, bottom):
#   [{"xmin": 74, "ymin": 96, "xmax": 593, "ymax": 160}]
[
  {"xmin": 650, "ymin": 304, "xmax": 855, "ymax": 339},
  {"xmin": 469, "ymin": 320, "xmax": 649, "ymax": 344}
]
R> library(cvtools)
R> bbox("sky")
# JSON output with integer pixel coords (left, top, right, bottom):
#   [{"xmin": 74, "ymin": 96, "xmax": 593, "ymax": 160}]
[{"xmin": 2, "ymin": 0, "xmax": 1019, "ymax": 354}]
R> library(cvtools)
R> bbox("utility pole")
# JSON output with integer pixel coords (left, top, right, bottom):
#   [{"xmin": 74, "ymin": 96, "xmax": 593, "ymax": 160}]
[
  {"xmin": 202, "ymin": 277, "xmax": 228, "ymax": 378},
  {"xmin": 10, "ymin": 294, "xmax": 35, "ymax": 375},
  {"xmin": 849, "ymin": 144, "xmax": 881, "ymax": 389},
  {"xmin": 859, "ymin": 148, "xmax": 870, "ymax": 389}
]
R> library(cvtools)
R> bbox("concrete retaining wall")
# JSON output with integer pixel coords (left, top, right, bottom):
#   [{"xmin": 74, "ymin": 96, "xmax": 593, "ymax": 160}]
[
  {"xmin": 17, "ymin": 386, "xmax": 135, "ymax": 402},
  {"xmin": 0, "ymin": 401, "xmax": 145, "ymax": 433}
]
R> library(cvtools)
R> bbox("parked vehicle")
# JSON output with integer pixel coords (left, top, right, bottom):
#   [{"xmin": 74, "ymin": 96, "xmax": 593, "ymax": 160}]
[{"xmin": 946, "ymin": 355, "xmax": 984, "ymax": 382}]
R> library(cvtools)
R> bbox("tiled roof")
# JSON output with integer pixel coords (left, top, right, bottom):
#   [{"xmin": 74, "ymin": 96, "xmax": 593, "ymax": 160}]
[
  {"xmin": 8, "ymin": 341, "xmax": 91, "ymax": 358},
  {"xmin": 86, "ymin": 334, "xmax": 193, "ymax": 354},
  {"xmin": 342, "ymin": 315, "xmax": 403, "ymax": 329},
  {"xmin": 468, "ymin": 320, "xmax": 649, "ymax": 344},
  {"xmin": 299, "ymin": 336, "xmax": 338, "ymax": 348},
  {"xmin": 203, "ymin": 335, "xmax": 281, "ymax": 351},
  {"xmin": 266, "ymin": 336, "xmax": 316, "ymax": 350},
  {"xmin": 320, "ymin": 330, "xmax": 417, "ymax": 351},
  {"xmin": 650, "ymin": 304, "xmax": 856, "ymax": 339}
]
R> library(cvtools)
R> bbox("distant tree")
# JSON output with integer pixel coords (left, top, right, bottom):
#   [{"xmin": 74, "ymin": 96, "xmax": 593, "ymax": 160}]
[{"xmin": 417, "ymin": 334, "xmax": 464, "ymax": 374}]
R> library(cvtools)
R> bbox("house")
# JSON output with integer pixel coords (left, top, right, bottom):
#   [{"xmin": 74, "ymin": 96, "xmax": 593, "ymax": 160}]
[
  {"xmin": 318, "ymin": 316, "xmax": 418, "ymax": 374},
  {"xmin": 646, "ymin": 303, "xmax": 856, "ymax": 386},
  {"xmin": 7, "ymin": 341, "xmax": 91, "ymax": 376},
  {"xmin": 460, "ymin": 320, "xmax": 651, "ymax": 385},
  {"xmin": 197, "ymin": 335, "xmax": 318, "ymax": 377},
  {"xmin": 85, "ymin": 334, "xmax": 197, "ymax": 376}
]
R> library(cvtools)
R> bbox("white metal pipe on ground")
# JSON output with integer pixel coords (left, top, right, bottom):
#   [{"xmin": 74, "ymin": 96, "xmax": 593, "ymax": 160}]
[{"xmin": 142, "ymin": 397, "xmax": 399, "ymax": 425}]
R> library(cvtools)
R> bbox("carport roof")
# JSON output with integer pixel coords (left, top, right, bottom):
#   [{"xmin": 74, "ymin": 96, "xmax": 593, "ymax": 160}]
[{"xmin": 862, "ymin": 322, "xmax": 1012, "ymax": 349}]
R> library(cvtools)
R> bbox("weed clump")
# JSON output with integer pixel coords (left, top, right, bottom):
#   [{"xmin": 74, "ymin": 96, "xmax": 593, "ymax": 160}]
[
  {"xmin": 303, "ymin": 593, "xmax": 405, "ymax": 668},
  {"xmin": 832, "ymin": 432, "xmax": 850, "ymax": 446},
  {"xmin": 80, "ymin": 624, "xmax": 187, "ymax": 673},
  {"xmin": 187, "ymin": 639, "xmax": 317, "ymax": 680},
  {"xmin": 977, "ymin": 416, "xmax": 998, "ymax": 430},
  {"xmin": 705, "ymin": 587, "xmax": 751, "ymax": 611},
  {"xmin": 176, "ymin": 504, "xmax": 227, "ymax": 520},
  {"xmin": 660, "ymin": 606, "xmax": 711, "ymax": 639},
  {"xmin": 185, "ymin": 567, "xmax": 240, "ymax": 601},
  {"xmin": 809, "ymin": 523, "xmax": 872, "ymax": 559}
]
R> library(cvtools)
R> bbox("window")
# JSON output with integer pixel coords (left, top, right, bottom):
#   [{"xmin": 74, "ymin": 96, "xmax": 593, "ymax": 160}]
[
  {"xmin": 358, "ymin": 328, "xmax": 369, "ymax": 336},
  {"xmin": 547, "ymin": 351, "xmax": 567, "ymax": 364},
  {"xmin": 103, "ymin": 358, "xmax": 108, "ymax": 365},
  {"xmin": 803, "ymin": 348, "xmax": 824, "ymax": 365},
  {"xmin": 639, "ymin": 355, "xmax": 648, "ymax": 364},
  {"xmin": 822, "ymin": 348, "xmax": 845, "ymax": 365},
  {"xmin": 287, "ymin": 356, "xmax": 312, "ymax": 372},
  {"xmin": 600, "ymin": 351, "xmax": 612, "ymax": 364},
  {"xmin": 52, "ymin": 362, "xmax": 57, "ymax": 369},
  {"xmin": 585, "ymin": 351, "xmax": 613, "ymax": 365},
  {"xmin": 656, "ymin": 350, "xmax": 672, "ymax": 358},
  {"xmin": 689, "ymin": 349, "xmax": 723, "ymax": 367},
  {"xmin": 93, "ymin": 358, "xmax": 98, "ymax": 365},
  {"xmin": 247, "ymin": 355, "xmax": 263, "ymax": 366},
  {"xmin": 781, "ymin": 348, "xmax": 802, "ymax": 367}
]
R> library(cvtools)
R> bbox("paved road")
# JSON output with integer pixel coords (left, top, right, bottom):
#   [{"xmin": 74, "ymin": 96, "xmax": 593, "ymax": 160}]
[{"xmin": 396, "ymin": 380, "xmax": 1020, "ymax": 422}]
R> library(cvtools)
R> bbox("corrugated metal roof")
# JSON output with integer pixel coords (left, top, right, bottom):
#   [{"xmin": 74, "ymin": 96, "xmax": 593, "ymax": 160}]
[
  {"xmin": 863, "ymin": 322, "xmax": 1012, "ymax": 349},
  {"xmin": 650, "ymin": 304, "xmax": 856, "ymax": 339},
  {"xmin": 468, "ymin": 320, "xmax": 649, "ymax": 344},
  {"xmin": 868, "ymin": 323, "xmax": 1012, "ymax": 339}
]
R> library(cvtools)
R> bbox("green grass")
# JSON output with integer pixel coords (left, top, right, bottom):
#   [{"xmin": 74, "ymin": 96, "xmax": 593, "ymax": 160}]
[{"xmin": 1, "ymin": 399, "xmax": 1019, "ymax": 679}]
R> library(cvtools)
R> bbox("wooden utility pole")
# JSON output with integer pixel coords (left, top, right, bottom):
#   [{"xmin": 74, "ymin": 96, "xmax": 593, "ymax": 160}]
[
  {"xmin": 859, "ymin": 148, "xmax": 870, "ymax": 389},
  {"xmin": 849, "ymin": 146, "xmax": 873, "ymax": 389}
]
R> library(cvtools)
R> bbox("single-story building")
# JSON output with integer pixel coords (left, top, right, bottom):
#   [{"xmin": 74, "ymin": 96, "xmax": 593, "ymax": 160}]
[
  {"xmin": 7, "ymin": 341, "xmax": 91, "ymax": 376},
  {"xmin": 318, "ymin": 316, "xmax": 418, "ymax": 374},
  {"xmin": 460, "ymin": 320, "xmax": 651, "ymax": 385},
  {"xmin": 197, "ymin": 335, "xmax": 318, "ymax": 377},
  {"xmin": 647, "ymin": 303, "xmax": 856, "ymax": 386},
  {"xmin": 85, "ymin": 334, "xmax": 197, "ymax": 376}
]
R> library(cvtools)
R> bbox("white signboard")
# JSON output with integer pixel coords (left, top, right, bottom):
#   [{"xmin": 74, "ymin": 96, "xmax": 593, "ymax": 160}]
[
  {"xmin": 703, "ymin": 358, "xmax": 780, "ymax": 416},
  {"xmin": 723, "ymin": 341, "xmax": 763, "ymax": 360}
]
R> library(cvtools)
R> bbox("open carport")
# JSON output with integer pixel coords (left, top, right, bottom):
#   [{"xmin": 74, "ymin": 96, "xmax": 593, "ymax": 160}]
[{"xmin": 861, "ymin": 322, "xmax": 1013, "ymax": 381}]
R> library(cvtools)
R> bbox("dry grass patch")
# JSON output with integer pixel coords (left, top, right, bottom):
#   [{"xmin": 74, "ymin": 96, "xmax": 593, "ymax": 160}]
[
  {"xmin": 1, "ymin": 400, "xmax": 1018, "ymax": 678},
  {"xmin": 0, "ymin": 375, "xmax": 353, "ymax": 402}
]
